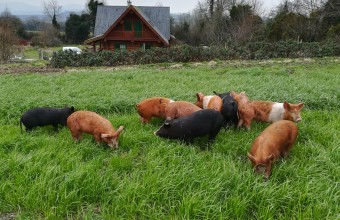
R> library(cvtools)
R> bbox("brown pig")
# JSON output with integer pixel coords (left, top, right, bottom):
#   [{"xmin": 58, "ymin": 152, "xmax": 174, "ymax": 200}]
[
  {"xmin": 67, "ymin": 111, "xmax": 124, "ymax": 149},
  {"xmin": 136, "ymin": 97, "xmax": 173, "ymax": 123},
  {"xmin": 165, "ymin": 101, "xmax": 202, "ymax": 120},
  {"xmin": 231, "ymin": 91, "xmax": 304, "ymax": 130},
  {"xmin": 230, "ymin": 91, "xmax": 254, "ymax": 130},
  {"xmin": 247, "ymin": 120, "xmax": 298, "ymax": 180},
  {"xmin": 195, "ymin": 92, "xmax": 223, "ymax": 112}
]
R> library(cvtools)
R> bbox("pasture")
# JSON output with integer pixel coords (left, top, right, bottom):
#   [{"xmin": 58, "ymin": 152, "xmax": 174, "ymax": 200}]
[{"xmin": 0, "ymin": 58, "xmax": 339, "ymax": 219}]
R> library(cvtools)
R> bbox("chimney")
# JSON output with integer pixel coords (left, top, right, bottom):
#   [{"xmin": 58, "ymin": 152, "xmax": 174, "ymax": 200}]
[{"xmin": 127, "ymin": 0, "xmax": 132, "ymax": 6}]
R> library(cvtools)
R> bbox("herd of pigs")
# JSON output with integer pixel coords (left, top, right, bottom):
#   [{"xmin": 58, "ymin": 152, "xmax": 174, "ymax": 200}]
[{"xmin": 19, "ymin": 91, "xmax": 304, "ymax": 180}]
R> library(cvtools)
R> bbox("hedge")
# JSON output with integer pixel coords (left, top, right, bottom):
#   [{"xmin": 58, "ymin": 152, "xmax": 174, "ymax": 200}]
[{"xmin": 50, "ymin": 40, "xmax": 340, "ymax": 68}]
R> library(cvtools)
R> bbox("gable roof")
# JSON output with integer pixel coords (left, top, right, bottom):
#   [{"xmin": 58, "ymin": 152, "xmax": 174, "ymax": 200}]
[{"xmin": 92, "ymin": 5, "xmax": 170, "ymax": 44}]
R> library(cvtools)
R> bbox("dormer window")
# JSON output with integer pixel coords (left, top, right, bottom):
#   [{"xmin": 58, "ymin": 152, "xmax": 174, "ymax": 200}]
[{"xmin": 124, "ymin": 20, "xmax": 132, "ymax": 31}]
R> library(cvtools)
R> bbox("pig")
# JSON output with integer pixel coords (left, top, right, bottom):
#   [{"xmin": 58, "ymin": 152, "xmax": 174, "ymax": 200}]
[
  {"xmin": 20, "ymin": 106, "xmax": 75, "ymax": 132},
  {"xmin": 247, "ymin": 120, "xmax": 299, "ymax": 180},
  {"xmin": 67, "ymin": 110, "xmax": 124, "ymax": 149},
  {"xmin": 136, "ymin": 97, "xmax": 173, "ymax": 123},
  {"xmin": 195, "ymin": 92, "xmax": 223, "ymax": 112},
  {"xmin": 230, "ymin": 91, "xmax": 254, "ymax": 130},
  {"xmin": 213, "ymin": 91, "xmax": 239, "ymax": 129},
  {"xmin": 165, "ymin": 101, "xmax": 202, "ymax": 120},
  {"xmin": 155, "ymin": 109, "xmax": 224, "ymax": 145},
  {"xmin": 231, "ymin": 91, "xmax": 304, "ymax": 130}
]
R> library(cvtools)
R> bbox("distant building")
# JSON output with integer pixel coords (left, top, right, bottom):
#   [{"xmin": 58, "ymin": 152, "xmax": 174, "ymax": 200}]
[{"xmin": 84, "ymin": 3, "xmax": 170, "ymax": 52}]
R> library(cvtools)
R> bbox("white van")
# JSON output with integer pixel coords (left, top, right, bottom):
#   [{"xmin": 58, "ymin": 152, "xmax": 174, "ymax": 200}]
[{"xmin": 62, "ymin": 47, "xmax": 82, "ymax": 54}]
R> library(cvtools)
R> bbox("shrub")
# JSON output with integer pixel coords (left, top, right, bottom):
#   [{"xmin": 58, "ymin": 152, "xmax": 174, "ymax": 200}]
[{"xmin": 50, "ymin": 41, "xmax": 340, "ymax": 68}]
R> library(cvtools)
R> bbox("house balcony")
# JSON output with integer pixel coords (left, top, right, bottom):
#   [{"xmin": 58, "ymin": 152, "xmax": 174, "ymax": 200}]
[{"xmin": 105, "ymin": 31, "xmax": 160, "ymax": 42}]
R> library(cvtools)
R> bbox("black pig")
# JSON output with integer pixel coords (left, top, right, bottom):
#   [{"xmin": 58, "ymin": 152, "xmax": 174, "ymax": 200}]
[
  {"xmin": 20, "ymin": 106, "xmax": 75, "ymax": 132},
  {"xmin": 213, "ymin": 91, "xmax": 239, "ymax": 129},
  {"xmin": 154, "ymin": 109, "xmax": 224, "ymax": 145}
]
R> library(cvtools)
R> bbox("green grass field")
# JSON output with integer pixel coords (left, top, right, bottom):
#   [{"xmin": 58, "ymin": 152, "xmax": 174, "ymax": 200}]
[{"xmin": 0, "ymin": 58, "xmax": 339, "ymax": 219}]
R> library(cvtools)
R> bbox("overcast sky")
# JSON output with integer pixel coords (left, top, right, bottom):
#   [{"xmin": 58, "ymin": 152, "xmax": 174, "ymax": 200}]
[{"xmin": 1, "ymin": 0, "xmax": 282, "ymax": 15}]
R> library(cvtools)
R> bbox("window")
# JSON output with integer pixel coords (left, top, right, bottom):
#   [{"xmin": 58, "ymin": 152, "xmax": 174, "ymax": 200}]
[
  {"xmin": 134, "ymin": 20, "xmax": 142, "ymax": 38},
  {"xmin": 115, "ymin": 43, "xmax": 127, "ymax": 51},
  {"xmin": 124, "ymin": 20, "xmax": 132, "ymax": 31},
  {"xmin": 141, "ymin": 43, "xmax": 152, "ymax": 50}
]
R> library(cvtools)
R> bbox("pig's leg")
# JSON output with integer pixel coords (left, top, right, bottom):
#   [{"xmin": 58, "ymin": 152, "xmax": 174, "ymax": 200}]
[
  {"xmin": 94, "ymin": 133, "xmax": 102, "ymax": 144},
  {"xmin": 183, "ymin": 137, "xmax": 194, "ymax": 145},
  {"xmin": 208, "ymin": 131, "xmax": 220, "ymax": 143},
  {"xmin": 243, "ymin": 114, "xmax": 252, "ymax": 131},
  {"xmin": 237, "ymin": 118, "xmax": 244, "ymax": 128},
  {"xmin": 53, "ymin": 124, "xmax": 59, "ymax": 131},
  {"xmin": 140, "ymin": 117, "xmax": 150, "ymax": 123},
  {"xmin": 71, "ymin": 131, "xmax": 82, "ymax": 142}
]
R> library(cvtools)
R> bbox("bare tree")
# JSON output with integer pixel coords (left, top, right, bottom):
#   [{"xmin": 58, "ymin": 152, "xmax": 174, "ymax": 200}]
[
  {"xmin": 37, "ymin": 23, "xmax": 62, "ymax": 47},
  {"xmin": 0, "ymin": 9, "xmax": 18, "ymax": 63},
  {"xmin": 25, "ymin": 16, "xmax": 43, "ymax": 31},
  {"xmin": 42, "ymin": 0, "xmax": 62, "ymax": 28}
]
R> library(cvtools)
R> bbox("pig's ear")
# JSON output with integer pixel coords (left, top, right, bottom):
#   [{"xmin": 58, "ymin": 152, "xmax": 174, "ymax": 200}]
[
  {"xmin": 70, "ymin": 106, "xmax": 75, "ymax": 112},
  {"xmin": 298, "ymin": 103, "xmax": 304, "ymax": 109},
  {"xmin": 116, "ymin": 126, "xmax": 124, "ymax": 136},
  {"xmin": 240, "ymin": 91, "xmax": 246, "ymax": 95},
  {"xmin": 101, "ymin": 134, "xmax": 110, "ymax": 138},
  {"xmin": 247, "ymin": 152, "xmax": 256, "ymax": 164},
  {"xmin": 283, "ymin": 101, "xmax": 290, "ymax": 110},
  {"xmin": 196, "ymin": 93, "xmax": 203, "ymax": 100},
  {"xmin": 213, "ymin": 91, "xmax": 217, "ymax": 95},
  {"xmin": 266, "ymin": 153, "xmax": 275, "ymax": 163}
]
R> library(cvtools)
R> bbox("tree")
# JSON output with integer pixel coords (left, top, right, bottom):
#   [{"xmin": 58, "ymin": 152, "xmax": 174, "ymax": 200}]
[
  {"xmin": 266, "ymin": 1, "xmax": 309, "ymax": 41},
  {"xmin": 229, "ymin": 4, "xmax": 264, "ymax": 44},
  {"xmin": 65, "ymin": 13, "xmax": 91, "ymax": 43},
  {"xmin": 36, "ymin": 23, "xmax": 62, "ymax": 47},
  {"xmin": 43, "ymin": 0, "xmax": 62, "ymax": 29},
  {"xmin": 321, "ymin": 0, "xmax": 340, "ymax": 39},
  {"xmin": 87, "ymin": 0, "xmax": 105, "ymax": 33},
  {"xmin": 0, "ymin": 9, "xmax": 27, "ymax": 39},
  {"xmin": 0, "ymin": 23, "xmax": 17, "ymax": 63},
  {"xmin": 25, "ymin": 16, "xmax": 43, "ymax": 31},
  {"xmin": 171, "ymin": 14, "xmax": 192, "ymax": 44}
]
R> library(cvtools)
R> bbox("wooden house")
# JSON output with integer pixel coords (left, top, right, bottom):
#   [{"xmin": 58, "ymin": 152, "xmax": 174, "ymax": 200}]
[{"xmin": 84, "ymin": 3, "xmax": 170, "ymax": 52}]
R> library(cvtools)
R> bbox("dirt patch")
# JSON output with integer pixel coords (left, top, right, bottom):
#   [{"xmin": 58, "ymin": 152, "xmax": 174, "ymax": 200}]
[
  {"xmin": 0, "ymin": 212, "xmax": 16, "ymax": 220},
  {"xmin": 0, "ymin": 66, "xmax": 64, "ymax": 75}
]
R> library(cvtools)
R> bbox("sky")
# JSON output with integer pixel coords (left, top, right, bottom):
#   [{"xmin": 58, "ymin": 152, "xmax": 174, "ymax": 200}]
[{"xmin": 1, "ymin": 0, "xmax": 282, "ymax": 15}]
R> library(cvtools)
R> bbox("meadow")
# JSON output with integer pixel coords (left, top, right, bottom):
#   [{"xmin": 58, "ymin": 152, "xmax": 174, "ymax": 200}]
[{"xmin": 0, "ymin": 58, "xmax": 339, "ymax": 219}]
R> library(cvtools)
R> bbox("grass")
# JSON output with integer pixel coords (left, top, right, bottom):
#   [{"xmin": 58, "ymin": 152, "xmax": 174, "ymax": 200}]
[{"xmin": 0, "ymin": 58, "xmax": 339, "ymax": 219}]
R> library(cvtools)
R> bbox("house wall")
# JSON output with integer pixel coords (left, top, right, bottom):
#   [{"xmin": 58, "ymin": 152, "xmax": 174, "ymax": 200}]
[
  {"xmin": 105, "ymin": 41, "xmax": 162, "ymax": 51},
  {"xmin": 102, "ymin": 13, "xmax": 163, "ymax": 51}
]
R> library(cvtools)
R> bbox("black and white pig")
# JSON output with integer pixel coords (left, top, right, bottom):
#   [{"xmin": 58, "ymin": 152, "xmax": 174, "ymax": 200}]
[
  {"xmin": 154, "ymin": 109, "xmax": 224, "ymax": 145},
  {"xmin": 213, "ymin": 91, "xmax": 239, "ymax": 129},
  {"xmin": 20, "ymin": 106, "xmax": 75, "ymax": 132}
]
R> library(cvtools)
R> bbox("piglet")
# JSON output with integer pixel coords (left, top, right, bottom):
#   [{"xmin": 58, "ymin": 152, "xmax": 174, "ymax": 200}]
[
  {"xmin": 136, "ymin": 97, "xmax": 173, "ymax": 123},
  {"xmin": 20, "ymin": 106, "xmax": 75, "ymax": 132},
  {"xmin": 213, "ymin": 91, "xmax": 239, "ymax": 129},
  {"xmin": 67, "ymin": 110, "xmax": 124, "ymax": 149},
  {"xmin": 155, "ymin": 109, "xmax": 224, "ymax": 145},
  {"xmin": 165, "ymin": 101, "xmax": 202, "ymax": 120},
  {"xmin": 195, "ymin": 92, "xmax": 223, "ymax": 112},
  {"xmin": 247, "ymin": 120, "xmax": 298, "ymax": 180},
  {"xmin": 231, "ymin": 91, "xmax": 304, "ymax": 130},
  {"xmin": 230, "ymin": 91, "xmax": 254, "ymax": 130}
]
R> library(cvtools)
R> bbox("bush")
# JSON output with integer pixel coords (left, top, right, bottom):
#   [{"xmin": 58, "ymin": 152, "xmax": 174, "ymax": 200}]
[{"xmin": 50, "ymin": 41, "xmax": 340, "ymax": 68}]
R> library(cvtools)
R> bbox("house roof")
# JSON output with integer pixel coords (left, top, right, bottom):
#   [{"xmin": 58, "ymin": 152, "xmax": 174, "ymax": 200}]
[{"xmin": 90, "ymin": 5, "xmax": 170, "ymax": 44}]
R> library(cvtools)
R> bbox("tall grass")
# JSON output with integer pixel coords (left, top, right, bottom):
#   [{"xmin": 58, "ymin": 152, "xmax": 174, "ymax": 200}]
[{"xmin": 0, "ymin": 58, "xmax": 339, "ymax": 219}]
